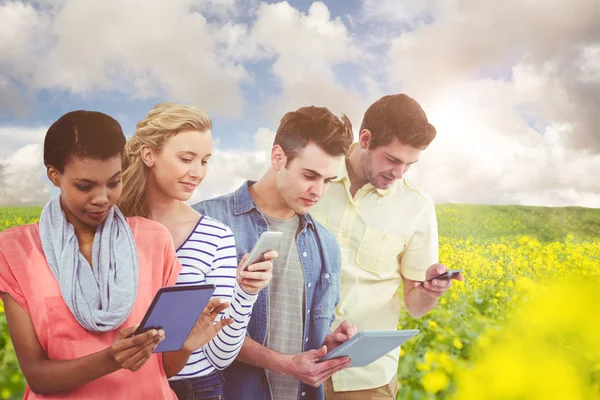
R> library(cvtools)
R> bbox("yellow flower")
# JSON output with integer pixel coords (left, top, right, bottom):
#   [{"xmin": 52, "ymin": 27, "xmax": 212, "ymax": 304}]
[
  {"xmin": 421, "ymin": 370, "xmax": 450, "ymax": 394},
  {"xmin": 453, "ymin": 337, "xmax": 463, "ymax": 349},
  {"xmin": 428, "ymin": 320, "xmax": 438, "ymax": 329}
]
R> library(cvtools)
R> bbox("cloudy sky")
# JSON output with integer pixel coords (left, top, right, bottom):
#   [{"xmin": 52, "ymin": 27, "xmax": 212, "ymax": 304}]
[{"xmin": 1, "ymin": 0, "xmax": 599, "ymax": 207}]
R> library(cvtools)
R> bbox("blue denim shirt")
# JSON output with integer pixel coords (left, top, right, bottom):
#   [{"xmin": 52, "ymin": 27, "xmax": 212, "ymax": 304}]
[{"xmin": 193, "ymin": 181, "xmax": 341, "ymax": 400}]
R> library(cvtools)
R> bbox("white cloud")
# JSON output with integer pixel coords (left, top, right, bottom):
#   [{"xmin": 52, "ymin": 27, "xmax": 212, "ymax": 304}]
[
  {"xmin": 0, "ymin": 0, "xmax": 251, "ymax": 116},
  {"xmin": 186, "ymin": 127, "xmax": 275, "ymax": 205},
  {"xmin": 1, "ymin": 144, "xmax": 51, "ymax": 206},
  {"xmin": 0, "ymin": 0, "xmax": 598, "ymax": 208},
  {"xmin": 361, "ymin": 0, "xmax": 438, "ymax": 27},
  {"xmin": 0, "ymin": 126, "xmax": 47, "ymax": 158},
  {"xmin": 248, "ymin": 2, "xmax": 370, "ymax": 125}
]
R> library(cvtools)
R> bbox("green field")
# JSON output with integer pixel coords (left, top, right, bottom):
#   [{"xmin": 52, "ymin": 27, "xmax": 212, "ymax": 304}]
[{"xmin": 1, "ymin": 205, "xmax": 599, "ymax": 399}]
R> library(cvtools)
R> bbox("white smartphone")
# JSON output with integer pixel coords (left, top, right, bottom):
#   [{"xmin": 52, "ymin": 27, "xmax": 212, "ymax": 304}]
[{"xmin": 240, "ymin": 231, "xmax": 283, "ymax": 271}]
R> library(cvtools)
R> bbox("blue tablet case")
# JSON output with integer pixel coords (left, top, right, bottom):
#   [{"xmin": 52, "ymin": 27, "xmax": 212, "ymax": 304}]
[
  {"xmin": 319, "ymin": 329, "xmax": 420, "ymax": 368},
  {"xmin": 136, "ymin": 284, "xmax": 216, "ymax": 353}
]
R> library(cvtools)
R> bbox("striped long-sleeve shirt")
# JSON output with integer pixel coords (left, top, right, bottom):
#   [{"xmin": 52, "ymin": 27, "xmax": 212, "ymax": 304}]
[{"xmin": 170, "ymin": 215, "xmax": 257, "ymax": 380}]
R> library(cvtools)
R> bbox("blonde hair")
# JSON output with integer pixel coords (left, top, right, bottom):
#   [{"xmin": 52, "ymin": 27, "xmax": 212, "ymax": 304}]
[{"xmin": 118, "ymin": 102, "xmax": 212, "ymax": 218}]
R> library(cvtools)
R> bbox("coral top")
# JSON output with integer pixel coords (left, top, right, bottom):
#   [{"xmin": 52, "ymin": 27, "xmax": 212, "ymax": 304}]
[{"xmin": 0, "ymin": 217, "xmax": 181, "ymax": 399}]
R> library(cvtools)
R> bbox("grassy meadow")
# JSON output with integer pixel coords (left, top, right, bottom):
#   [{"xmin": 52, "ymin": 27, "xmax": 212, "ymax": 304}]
[{"xmin": 0, "ymin": 205, "xmax": 598, "ymax": 399}]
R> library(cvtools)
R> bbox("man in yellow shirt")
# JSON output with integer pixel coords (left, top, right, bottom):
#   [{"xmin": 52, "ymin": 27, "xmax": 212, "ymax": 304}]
[{"xmin": 310, "ymin": 93, "xmax": 464, "ymax": 399}]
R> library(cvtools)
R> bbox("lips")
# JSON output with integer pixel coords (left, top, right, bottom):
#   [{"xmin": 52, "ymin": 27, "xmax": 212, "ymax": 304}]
[
  {"xmin": 180, "ymin": 182, "xmax": 197, "ymax": 191},
  {"xmin": 382, "ymin": 175, "xmax": 395, "ymax": 184},
  {"xmin": 86, "ymin": 210, "xmax": 108, "ymax": 220},
  {"xmin": 301, "ymin": 198, "xmax": 316, "ymax": 207}
]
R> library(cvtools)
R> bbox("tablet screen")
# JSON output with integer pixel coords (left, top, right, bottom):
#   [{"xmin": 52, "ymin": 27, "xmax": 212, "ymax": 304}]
[{"xmin": 136, "ymin": 284, "xmax": 216, "ymax": 353}]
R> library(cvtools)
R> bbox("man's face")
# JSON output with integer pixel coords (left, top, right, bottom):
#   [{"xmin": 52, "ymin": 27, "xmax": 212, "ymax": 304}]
[
  {"xmin": 361, "ymin": 133, "xmax": 422, "ymax": 189},
  {"xmin": 274, "ymin": 142, "xmax": 342, "ymax": 215}
]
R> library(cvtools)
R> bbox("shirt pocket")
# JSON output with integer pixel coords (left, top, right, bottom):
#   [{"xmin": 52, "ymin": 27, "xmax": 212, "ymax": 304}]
[
  {"xmin": 313, "ymin": 272, "xmax": 338, "ymax": 323},
  {"xmin": 355, "ymin": 228, "xmax": 406, "ymax": 274},
  {"xmin": 46, "ymin": 296, "xmax": 89, "ymax": 341}
]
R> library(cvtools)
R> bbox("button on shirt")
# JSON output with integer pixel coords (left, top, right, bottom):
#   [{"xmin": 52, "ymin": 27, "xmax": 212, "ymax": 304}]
[{"xmin": 310, "ymin": 157, "xmax": 439, "ymax": 392}]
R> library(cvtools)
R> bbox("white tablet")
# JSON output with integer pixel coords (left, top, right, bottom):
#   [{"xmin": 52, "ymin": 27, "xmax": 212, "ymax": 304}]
[{"xmin": 318, "ymin": 329, "xmax": 420, "ymax": 368}]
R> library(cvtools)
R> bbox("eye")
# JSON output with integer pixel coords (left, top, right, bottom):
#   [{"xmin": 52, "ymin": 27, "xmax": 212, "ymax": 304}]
[
  {"xmin": 304, "ymin": 174, "xmax": 316, "ymax": 180},
  {"xmin": 201, "ymin": 160, "xmax": 208, "ymax": 166},
  {"xmin": 108, "ymin": 180, "xmax": 121, "ymax": 188},
  {"xmin": 180, "ymin": 157, "xmax": 192, "ymax": 163},
  {"xmin": 75, "ymin": 184, "xmax": 91, "ymax": 192}
]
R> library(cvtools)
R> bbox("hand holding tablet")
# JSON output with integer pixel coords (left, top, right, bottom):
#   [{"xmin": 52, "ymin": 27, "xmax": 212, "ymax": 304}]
[
  {"xmin": 134, "ymin": 284, "xmax": 230, "ymax": 353},
  {"xmin": 318, "ymin": 329, "xmax": 420, "ymax": 368}
]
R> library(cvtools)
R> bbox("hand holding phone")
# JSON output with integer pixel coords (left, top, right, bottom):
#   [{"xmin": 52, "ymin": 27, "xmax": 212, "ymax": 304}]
[
  {"xmin": 414, "ymin": 266, "xmax": 463, "ymax": 295},
  {"xmin": 240, "ymin": 231, "xmax": 282, "ymax": 271},
  {"xmin": 426, "ymin": 269, "xmax": 462, "ymax": 282}
]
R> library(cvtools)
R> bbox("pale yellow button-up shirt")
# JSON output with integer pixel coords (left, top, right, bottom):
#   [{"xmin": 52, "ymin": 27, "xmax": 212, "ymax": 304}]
[{"xmin": 310, "ymin": 156, "xmax": 439, "ymax": 392}]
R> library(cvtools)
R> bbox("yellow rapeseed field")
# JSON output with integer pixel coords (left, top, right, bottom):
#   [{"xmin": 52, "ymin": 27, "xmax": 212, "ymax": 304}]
[{"xmin": 0, "ymin": 205, "xmax": 599, "ymax": 399}]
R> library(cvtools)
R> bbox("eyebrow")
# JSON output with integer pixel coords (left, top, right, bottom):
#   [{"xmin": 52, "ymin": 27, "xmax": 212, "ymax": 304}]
[
  {"xmin": 303, "ymin": 168, "xmax": 337, "ymax": 181},
  {"xmin": 177, "ymin": 151, "xmax": 212, "ymax": 158},
  {"xmin": 74, "ymin": 170, "xmax": 122, "ymax": 184},
  {"xmin": 385, "ymin": 153, "xmax": 419, "ymax": 165}
]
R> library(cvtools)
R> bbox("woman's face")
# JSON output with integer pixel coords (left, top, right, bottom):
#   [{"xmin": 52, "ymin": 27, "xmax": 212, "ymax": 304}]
[
  {"xmin": 48, "ymin": 155, "xmax": 123, "ymax": 231},
  {"xmin": 144, "ymin": 130, "xmax": 212, "ymax": 202}
]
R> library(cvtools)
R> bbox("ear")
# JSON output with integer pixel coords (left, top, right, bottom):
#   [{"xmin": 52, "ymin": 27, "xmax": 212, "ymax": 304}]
[
  {"xmin": 46, "ymin": 166, "xmax": 61, "ymax": 188},
  {"xmin": 271, "ymin": 145, "xmax": 286, "ymax": 170},
  {"xmin": 359, "ymin": 129, "xmax": 371, "ymax": 150},
  {"xmin": 140, "ymin": 145, "xmax": 155, "ymax": 168}
]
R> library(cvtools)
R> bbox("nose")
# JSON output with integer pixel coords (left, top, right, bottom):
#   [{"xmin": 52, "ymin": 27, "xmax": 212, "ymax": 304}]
[
  {"xmin": 189, "ymin": 161, "xmax": 205, "ymax": 180},
  {"xmin": 90, "ymin": 187, "xmax": 109, "ymax": 206},
  {"xmin": 310, "ymin": 181, "xmax": 325, "ymax": 199},
  {"xmin": 392, "ymin": 165, "xmax": 405, "ymax": 180}
]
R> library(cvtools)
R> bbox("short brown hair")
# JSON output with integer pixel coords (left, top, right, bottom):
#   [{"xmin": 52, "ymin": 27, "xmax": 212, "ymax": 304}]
[
  {"xmin": 360, "ymin": 94, "xmax": 436, "ymax": 149},
  {"xmin": 274, "ymin": 106, "xmax": 353, "ymax": 165}
]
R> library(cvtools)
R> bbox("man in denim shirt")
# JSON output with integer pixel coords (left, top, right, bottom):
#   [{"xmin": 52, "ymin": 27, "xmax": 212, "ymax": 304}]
[{"xmin": 194, "ymin": 106, "xmax": 358, "ymax": 400}]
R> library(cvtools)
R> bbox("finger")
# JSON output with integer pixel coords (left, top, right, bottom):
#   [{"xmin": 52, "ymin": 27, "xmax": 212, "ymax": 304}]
[
  {"xmin": 124, "ymin": 338, "xmax": 160, "ymax": 370},
  {"xmin": 239, "ymin": 270, "xmax": 273, "ymax": 280},
  {"xmin": 208, "ymin": 302, "xmax": 230, "ymax": 320},
  {"xmin": 424, "ymin": 280, "xmax": 451, "ymax": 291},
  {"xmin": 203, "ymin": 298, "xmax": 224, "ymax": 315},
  {"xmin": 337, "ymin": 320, "xmax": 357, "ymax": 337},
  {"xmin": 240, "ymin": 280, "xmax": 263, "ymax": 290},
  {"xmin": 309, "ymin": 345, "xmax": 328, "ymax": 360},
  {"xmin": 117, "ymin": 332, "xmax": 163, "ymax": 366},
  {"xmin": 426, "ymin": 263, "xmax": 447, "ymax": 280},
  {"xmin": 314, "ymin": 355, "xmax": 350, "ymax": 372},
  {"xmin": 129, "ymin": 347, "xmax": 155, "ymax": 372},
  {"xmin": 334, "ymin": 320, "xmax": 349, "ymax": 333},
  {"xmin": 329, "ymin": 332, "xmax": 348, "ymax": 344},
  {"xmin": 452, "ymin": 273, "xmax": 465, "ymax": 281},
  {"xmin": 315, "ymin": 359, "xmax": 352, "ymax": 385},
  {"xmin": 416, "ymin": 284, "xmax": 445, "ymax": 297},
  {"xmin": 245, "ymin": 260, "xmax": 273, "ymax": 273},
  {"xmin": 429, "ymin": 279, "xmax": 452, "ymax": 289},
  {"xmin": 117, "ymin": 324, "xmax": 140, "ymax": 340},
  {"xmin": 214, "ymin": 318, "xmax": 234, "ymax": 332},
  {"xmin": 238, "ymin": 254, "xmax": 250, "ymax": 267},
  {"xmin": 116, "ymin": 329, "xmax": 159, "ymax": 352},
  {"xmin": 262, "ymin": 250, "xmax": 279, "ymax": 261}
]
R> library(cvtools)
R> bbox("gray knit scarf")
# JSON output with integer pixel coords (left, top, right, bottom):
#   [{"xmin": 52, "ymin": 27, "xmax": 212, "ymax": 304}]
[{"xmin": 39, "ymin": 196, "xmax": 139, "ymax": 332}]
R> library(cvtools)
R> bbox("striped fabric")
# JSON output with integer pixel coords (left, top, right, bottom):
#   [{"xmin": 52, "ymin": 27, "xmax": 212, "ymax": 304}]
[{"xmin": 170, "ymin": 215, "xmax": 257, "ymax": 380}]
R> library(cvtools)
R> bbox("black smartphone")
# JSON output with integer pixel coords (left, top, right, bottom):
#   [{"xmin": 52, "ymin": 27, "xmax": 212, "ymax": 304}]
[{"xmin": 426, "ymin": 269, "xmax": 462, "ymax": 282}]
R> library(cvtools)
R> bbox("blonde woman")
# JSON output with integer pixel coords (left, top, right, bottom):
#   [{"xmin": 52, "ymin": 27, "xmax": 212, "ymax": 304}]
[{"xmin": 118, "ymin": 103, "xmax": 275, "ymax": 399}]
